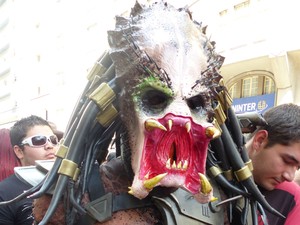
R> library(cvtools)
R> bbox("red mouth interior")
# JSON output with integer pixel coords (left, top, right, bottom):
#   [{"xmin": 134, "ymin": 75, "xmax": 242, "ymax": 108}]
[{"xmin": 140, "ymin": 113, "xmax": 210, "ymax": 193}]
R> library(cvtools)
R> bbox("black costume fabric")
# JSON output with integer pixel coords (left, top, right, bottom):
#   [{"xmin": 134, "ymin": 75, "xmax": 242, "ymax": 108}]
[
  {"xmin": 258, "ymin": 181, "xmax": 300, "ymax": 225},
  {"xmin": 0, "ymin": 174, "xmax": 33, "ymax": 225}
]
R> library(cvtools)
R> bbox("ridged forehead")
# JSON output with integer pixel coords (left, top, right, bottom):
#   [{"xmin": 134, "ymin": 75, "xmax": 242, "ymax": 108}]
[{"xmin": 108, "ymin": 1, "xmax": 222, "ymax": 98}]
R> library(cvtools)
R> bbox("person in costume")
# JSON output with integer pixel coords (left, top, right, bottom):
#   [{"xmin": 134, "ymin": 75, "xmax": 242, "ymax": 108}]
[{"xmin": 1, "ymin": 2, "xmax": 289, "ymax": 225}]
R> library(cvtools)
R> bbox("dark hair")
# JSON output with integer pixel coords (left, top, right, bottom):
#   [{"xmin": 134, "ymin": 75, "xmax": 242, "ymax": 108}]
[
  {"xmin": 10, "ymin": 115, "xmax": 52, "ymax": 147},
  {"xmin": 259, "ymin": 103, "xmax": 300, "ymax": 148},
  {"xmin": 47, "ymin": 121, "xmax": 64, "ymax": 141},
  {"xmin": 0, "ymin": 128, "xmax": 21, "ymax": 181}
]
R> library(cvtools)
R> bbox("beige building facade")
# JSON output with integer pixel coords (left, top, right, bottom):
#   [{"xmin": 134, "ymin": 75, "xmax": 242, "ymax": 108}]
[
  {"xmin": 0, "ymin": 0, "xmax": 299, "ymax": 129},
  {"xmin": 203, "ymin": 0, "xmax": 300, "ymax": 114}
]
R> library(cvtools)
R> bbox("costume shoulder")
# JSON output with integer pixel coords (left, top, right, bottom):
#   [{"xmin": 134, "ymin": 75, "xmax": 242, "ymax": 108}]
[{"xmin": 13, "ymin": 160, "xmax": 53, "ymax": 187}]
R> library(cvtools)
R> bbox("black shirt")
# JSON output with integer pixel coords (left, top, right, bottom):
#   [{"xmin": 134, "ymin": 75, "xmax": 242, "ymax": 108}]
[
  {"xmin": 0, "ymin": 174, "xmax": 33, "ymax": 225},
  {"xmin": 259, "ymin": 181, "xmax": 300, "ymax": 225}
]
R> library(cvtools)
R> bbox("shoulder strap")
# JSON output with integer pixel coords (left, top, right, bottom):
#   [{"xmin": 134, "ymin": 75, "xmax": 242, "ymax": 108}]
[
  {"xmin": 153, "ymin": 188, "xmax": 224, "ymax": 225},
  {"xmin": 14, "ymin": 160, "xmax": 54, "ymax": 188}
]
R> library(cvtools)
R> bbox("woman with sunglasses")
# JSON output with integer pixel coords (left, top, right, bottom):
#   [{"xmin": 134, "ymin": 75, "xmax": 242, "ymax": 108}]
[{"xmin": 0, "ymin": 115, "xmax": 59, "ymax": 225}]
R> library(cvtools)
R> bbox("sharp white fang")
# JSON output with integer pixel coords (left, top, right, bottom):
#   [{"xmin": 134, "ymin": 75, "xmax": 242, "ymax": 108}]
[
  {"xmin": 168, "ymin": 119, "xmax": 173, "ymax": 130},
  {"xmin": 172, "ymin": 161, "xmax": 177, "ymax": 169},
  {"xmin": 183, "ymin": 160, "xmax": 188, "ymax": 170},
  {"xmin": 177, "ymin": 161, "xmax": 182, "ymax": 169},
  {"xmin": 185, "ymin": 121, "xmax": 191, "ymax": 133},
  {"xmin": 166, "ymin": 158, "xmax": 171, "ymax": 169},
  {"xmin": 144, "ymin": 172, "xmax": 150, "ymax": 179}
]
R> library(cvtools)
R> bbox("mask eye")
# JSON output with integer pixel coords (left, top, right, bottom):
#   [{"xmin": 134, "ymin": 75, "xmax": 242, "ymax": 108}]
[
  {"xmin": 141, "ymin": 89, "xmax": 169, "ymax": 114},
  {"xmin": 187, "ymin": 95, "xmax": 206, "ymax": 111}
]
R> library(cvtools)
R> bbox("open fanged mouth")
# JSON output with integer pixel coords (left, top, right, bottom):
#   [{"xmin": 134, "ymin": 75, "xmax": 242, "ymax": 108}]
[{"xmin": 139, "ymin": 113, "xmax": 213, "ymax": 194}]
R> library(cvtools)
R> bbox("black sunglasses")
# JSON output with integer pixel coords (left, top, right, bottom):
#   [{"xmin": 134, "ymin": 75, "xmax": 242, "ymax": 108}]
[{"xmin": 21, "ymin": 134, "xmax": 58, "ymax": 147}]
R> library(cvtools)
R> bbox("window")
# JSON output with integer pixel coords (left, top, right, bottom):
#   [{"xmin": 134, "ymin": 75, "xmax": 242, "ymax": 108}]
[
  {"xmin": 242, "ymin": 76, "xmax": 258, "ymax": 97},
  {"xmin": 219, "ymin": 9, "xmax": 228, "ymax": 16},
  {"xmin": 229, "ymin": 83, "xmax": 239, "ymax": 99},
  {"xmin": 227, "ymin": 71, "xmax": 275, "ymax": 99},
  {"xmin": 234, "ymin": 1, "xmax": 250, "ymax": 11},
  {"xmin": 264, "ymin": 77, "xmax": 275, "ymax": 94}
]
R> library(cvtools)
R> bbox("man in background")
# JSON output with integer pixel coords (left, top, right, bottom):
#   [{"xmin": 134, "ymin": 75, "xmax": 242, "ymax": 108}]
[
  {"xmin": 245, "ymin": 103, "xmax": 300, "ymax": 225},
  {"xmin": 0, "ymin": 115, "xmax": 58, "ymax": 225}
]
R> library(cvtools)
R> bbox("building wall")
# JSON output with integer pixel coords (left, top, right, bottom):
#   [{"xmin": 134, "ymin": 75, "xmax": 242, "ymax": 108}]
[
  {"xmin": 0, "ymin": 0, "xmax": 299, "ymax": 129},
  {"xmin": 0, "ymin": 0, "xmax": 136, "ymax": 129},
  {"xmin": 202, "ymin": 0, "xmax": 300, "ymax": 109}
]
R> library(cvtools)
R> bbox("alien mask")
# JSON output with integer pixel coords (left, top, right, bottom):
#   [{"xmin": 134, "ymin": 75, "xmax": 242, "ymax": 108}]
[{"xmin": 108, "ymin": 1, "xmax": 224, "ymax": 203}]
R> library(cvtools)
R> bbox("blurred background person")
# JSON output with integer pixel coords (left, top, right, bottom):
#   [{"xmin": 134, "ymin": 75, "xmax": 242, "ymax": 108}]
[
  {"xmin": 0, "ymin": 128, "xmax": 21, "ymax": 181},
  {"xmin": 48, "ymin": 121, "xmax": 64, "ymax": 142},
  {"xmin": 0, "ymin": 115, "xmax": 59, "ymax": 225}
]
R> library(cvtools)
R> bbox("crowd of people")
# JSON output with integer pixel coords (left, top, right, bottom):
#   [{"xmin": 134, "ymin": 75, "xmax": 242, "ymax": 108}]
[
  {"xmin": 0, "ymin": 104, "xmax": 300, "ymax": 224},
  {"xmin": 0, "ymin": 2, "xmax": 300, "ymax": 224}
]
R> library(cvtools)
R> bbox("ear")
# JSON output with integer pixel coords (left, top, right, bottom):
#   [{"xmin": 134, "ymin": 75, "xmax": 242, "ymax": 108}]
[
  {"xmin": 252, "ymin": 130, "xmax": 268, "ymax": 152},
  {"xmin": 13, "ymin": 145, "xmax": 24, "ymax": 161}
]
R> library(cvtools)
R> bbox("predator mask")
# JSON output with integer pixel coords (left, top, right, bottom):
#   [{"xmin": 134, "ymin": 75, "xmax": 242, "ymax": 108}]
[{"xmin": 108, "ymin": 1, "xmax": 224, "ymax": 203}]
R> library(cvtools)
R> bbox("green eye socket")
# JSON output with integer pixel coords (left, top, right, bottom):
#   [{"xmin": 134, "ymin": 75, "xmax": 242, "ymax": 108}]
[
  {"xmin": 141, "ymin": 89, "xmax": 169, "ymax": 113},
  {"xmin": 133, "ymin": 75, "xmax": 173, "ymax": 114}
]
